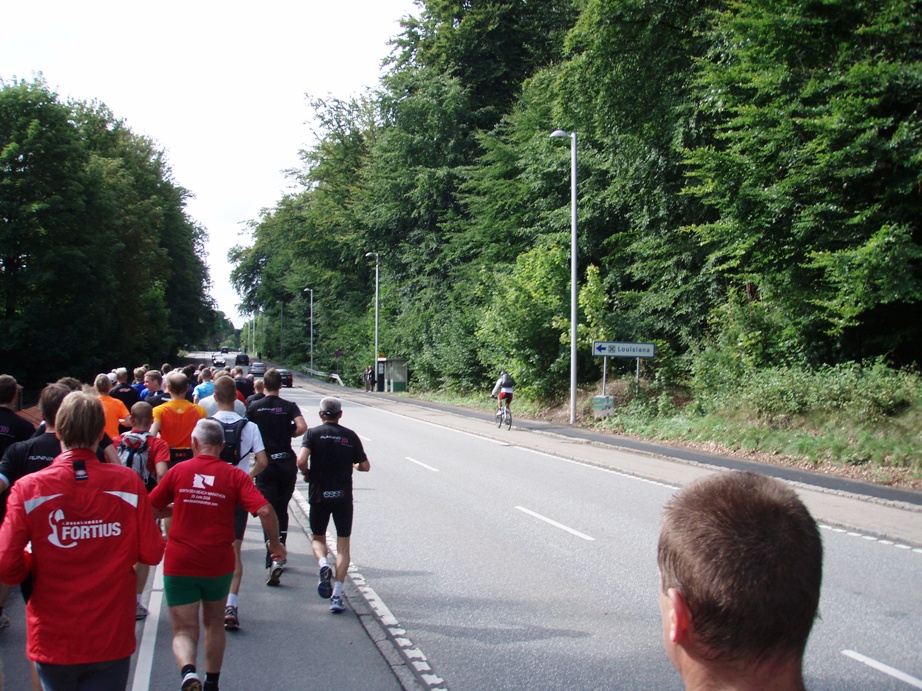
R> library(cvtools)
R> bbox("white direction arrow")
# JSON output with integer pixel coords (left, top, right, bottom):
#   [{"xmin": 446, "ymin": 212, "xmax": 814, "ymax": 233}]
[{"xmin": 593, "ymin": 341, "xmax": 656, "ymax": 358}]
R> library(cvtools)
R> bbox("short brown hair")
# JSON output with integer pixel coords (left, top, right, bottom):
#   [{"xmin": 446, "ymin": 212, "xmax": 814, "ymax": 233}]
[
  {"xmin": 0, "ymin": 374, "xmax": 19, "ymax": 405},
  {"xmin": 94, "ymin": 373, "xmax": 112, "ymax": 394},
  {"xmin": 166, "ymin": 372, "xmax": 188, "ymax": 395},
  {"xmin": 213, "ymin": 375, "xmax": 237, "ymax": 405},
  {"xmin": 263, "ymin": 368, "xmax": 281, "ymax": 391},
  {"xmin": 130, "ymin": 401, "xmax": 154, "ymax": 426},
  {"xmin": 39, "ymin": 384, "xmax": 70, "ymax": 428},
  {"xmin": 658, "ymin": 472, "xmax": 822, "ymax": 664},
  {"xmin": 56, "ymin": 392, "xmax": 105, "ymax": 450}
]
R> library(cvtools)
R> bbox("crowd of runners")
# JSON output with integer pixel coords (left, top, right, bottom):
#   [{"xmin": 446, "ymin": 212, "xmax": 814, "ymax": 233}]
[{"xmin": 0, "ymin": 363, "xmax": 370, "ymax": 691}]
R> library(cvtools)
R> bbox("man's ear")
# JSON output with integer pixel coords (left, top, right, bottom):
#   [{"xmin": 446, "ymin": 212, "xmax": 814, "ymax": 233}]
[{"xmin": 666, "ymin": 588, "xmax": 692, "ymax": 644}]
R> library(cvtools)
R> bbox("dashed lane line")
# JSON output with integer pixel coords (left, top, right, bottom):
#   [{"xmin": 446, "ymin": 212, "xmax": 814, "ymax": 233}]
[{"xmin": 842, "ymin": 650, "xmax": 922, "ymax": 689}]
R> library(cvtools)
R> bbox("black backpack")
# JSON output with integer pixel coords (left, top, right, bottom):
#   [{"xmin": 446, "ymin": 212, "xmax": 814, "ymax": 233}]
[
  {"xmin": 209, "ymin": 417, "xmax": 249, "ymax": 465},
  {"xmin": 117, "ymin": 431, "xmax": 156, "ymax": 491},
  {"xmin": 501, "ymin": 373, "xmax": 515, "ymax": 387}
]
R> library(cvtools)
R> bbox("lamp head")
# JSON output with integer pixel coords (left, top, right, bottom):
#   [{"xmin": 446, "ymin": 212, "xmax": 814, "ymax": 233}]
[{"xmin": 550, "ymin": 129, "xmax": 570, "ymax": 139}]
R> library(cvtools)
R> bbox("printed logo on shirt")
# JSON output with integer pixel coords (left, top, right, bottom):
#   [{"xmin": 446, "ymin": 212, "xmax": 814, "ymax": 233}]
[
  {"xmin": 47, "ymin": 509, "xmax": 121, "ymax": 549},
  {"xmin": 192, "ymin": 474, "xmax": 215, "ymax": 490},
  {"xmin": 178, "ymin": 474, "xmax": 227, "ymax": 508}
]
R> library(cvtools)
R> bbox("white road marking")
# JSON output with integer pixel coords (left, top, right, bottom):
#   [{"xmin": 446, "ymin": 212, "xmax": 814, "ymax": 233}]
[
  {"xmin": 406, "ymin": 456, "xmax": 439, "ymax": 472},
  {"xmin": 132, "ymin": 561, "xmax": 165, "ymax": 691},
  {"xmin": 515, "ymin": 505, "xmax": 595, "ymax": 541},
  {"xmin": 842, "ymin": 650, "xmax": 922, "ymax": 689},
  {"xmin": 291, "ymin": 488, "xmax": 447, "ymax": 689},
  {"xmin": 351, "ymin": 402, "xmax": 511, "ymax": 445},
  {"xmin": 820, "ymin": 525, "xmax": 922, "ymax": 555}
]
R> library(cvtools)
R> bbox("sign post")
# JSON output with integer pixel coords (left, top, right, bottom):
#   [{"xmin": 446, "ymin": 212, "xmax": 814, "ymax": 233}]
[{"xmin": 592, "ymin": 341, "xmax": 657, "ymax": 391}]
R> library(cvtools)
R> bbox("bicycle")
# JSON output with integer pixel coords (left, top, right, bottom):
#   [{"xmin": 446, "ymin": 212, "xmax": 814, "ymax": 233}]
[{"xmin": 493, "ymin": 397, "xmax": 512, "ymax": 430}]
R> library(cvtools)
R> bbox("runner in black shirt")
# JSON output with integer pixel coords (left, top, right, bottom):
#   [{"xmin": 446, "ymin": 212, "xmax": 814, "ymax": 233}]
[
  {"xmin": 246, "ymin": 369, "xmax": 306, "ymax": 585},
  {"xmin": 296, "ymin": 396, "xmax": 370, "ymax": 613},
  {"xmin": 0, "ymin": 382, "xmax": 64, "ymax": 631}
]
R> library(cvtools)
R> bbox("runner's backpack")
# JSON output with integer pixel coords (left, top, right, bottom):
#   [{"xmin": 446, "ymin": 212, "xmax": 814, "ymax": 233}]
[
  {"xmin": 117, "ymin": 431, "xmax": 156, "ymax": 491},
  {"xmin": 501, "ymin": 373, "xmax": 515, "ymax": 388},
  {"xmin": 209, "ymin": 417, "xmax": 249, "ymax": 465}
]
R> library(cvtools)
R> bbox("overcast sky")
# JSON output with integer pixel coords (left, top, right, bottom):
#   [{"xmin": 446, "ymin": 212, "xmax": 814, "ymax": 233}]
[{"xmin": 2, "ymin": 0, "xmax": 419, "ymax": 326}]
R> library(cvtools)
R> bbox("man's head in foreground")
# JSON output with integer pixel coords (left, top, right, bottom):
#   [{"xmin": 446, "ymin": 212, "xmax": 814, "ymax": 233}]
[{"xmin": 657, "ymin": 471, "xmax": 823, "ymax": 691}]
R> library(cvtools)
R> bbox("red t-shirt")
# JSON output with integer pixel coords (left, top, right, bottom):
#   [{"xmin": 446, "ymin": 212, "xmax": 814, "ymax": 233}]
[
  {"xmin": 112, "ymin": 432, "xmax": 170, "ymax": 480},
  {"xmin": 148, "ymin": 454, "xmax": 269, "ymax": 577}
]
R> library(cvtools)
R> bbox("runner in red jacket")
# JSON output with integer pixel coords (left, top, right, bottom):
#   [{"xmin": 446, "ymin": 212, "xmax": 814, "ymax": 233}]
[{"xmin": 0, "ymin": 392, "xmax": 165, "ymax": 690}]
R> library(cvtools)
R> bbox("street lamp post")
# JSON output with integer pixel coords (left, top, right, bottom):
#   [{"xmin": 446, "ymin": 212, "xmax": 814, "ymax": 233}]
[
  {"xmin": 278, "ymin": 300, "xmax": 284, "ymax": 362},
  {"xmin": 551, "ymin": 129, "xmax": 578, "ymax": 425},
  {"xmin": 303, "ymin": 288, "xmax": 313, "ymax": 372},
  {"xmin": 364, "ymin": 252, "xmax": 379, "ymax": 390}
]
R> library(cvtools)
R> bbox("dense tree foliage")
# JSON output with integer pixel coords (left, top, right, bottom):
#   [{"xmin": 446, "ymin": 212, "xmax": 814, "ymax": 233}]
[
  {"xmin": 232, "ymin": 0, "xmax": 922, "ymax": 397},
  {"xmin": 0, "ymin": 78, "xmax": 217, "ymax": 387}
]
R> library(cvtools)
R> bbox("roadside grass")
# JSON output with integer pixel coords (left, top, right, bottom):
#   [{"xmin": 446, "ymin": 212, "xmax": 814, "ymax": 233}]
[
  {"xmin": 591, "ymin": 364, "xmax": 922, "ymax": 480},
  {"xmin": 404, "ymin": 363, "xmax": 922, "ymax": 486}
]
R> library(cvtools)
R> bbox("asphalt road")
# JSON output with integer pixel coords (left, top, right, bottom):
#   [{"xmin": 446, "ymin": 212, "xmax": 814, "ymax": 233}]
[{"xmin": 2, "ymin": 362, "xmax": 920, "ymax": 689}]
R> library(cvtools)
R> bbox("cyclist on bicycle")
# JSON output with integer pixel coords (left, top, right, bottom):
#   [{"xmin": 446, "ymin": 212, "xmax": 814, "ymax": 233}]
[{"xmin": 490, "ymin": 371, "xmax": 515, "ymax": 416}]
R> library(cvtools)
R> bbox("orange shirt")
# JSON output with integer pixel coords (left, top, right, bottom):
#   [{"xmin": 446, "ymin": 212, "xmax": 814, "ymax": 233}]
[
  {"xmin": 98, "ymin": 395, "xmax": 130, "ymax": 439},
  {"xmin": 152, "ymin": 399, "xmax": 206, "ymax": 449}
]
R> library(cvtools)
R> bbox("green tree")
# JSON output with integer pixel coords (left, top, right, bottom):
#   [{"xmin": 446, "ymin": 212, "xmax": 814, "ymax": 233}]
[{"xmin": 686, "ymin": 0, "xmax": 922, "ymax": 365}]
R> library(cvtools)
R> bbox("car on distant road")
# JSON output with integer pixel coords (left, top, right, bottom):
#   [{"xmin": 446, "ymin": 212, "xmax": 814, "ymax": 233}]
[
  {"xmin": 278, "ymin": 368, "xmax": 293, "ymax": 387},
  {"xmin": 235, "ymin": 353, "xmax": 250, "ymax": 366},
  {"xmin": 249, "ymin": 362, "xmax": 267, "ymax": 377},
  {"xmin": 212, "ymin": 352, "xmax": 226, "ymax": 366},
  {"xmin": 221, "ymin": 347, "xmax": 229, "ymax": 353}
]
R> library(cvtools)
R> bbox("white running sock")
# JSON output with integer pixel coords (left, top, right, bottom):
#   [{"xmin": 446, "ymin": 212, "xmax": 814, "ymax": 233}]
[
  {"xmin": 332, "ymin": 582, "xmax": 344, "ymax": 598},
  {"xmin": 226, "ymin": 593, "xmax": 238, "ymax": 608},
  {"xmin": 319, "ymin": 557, "xmax": 329, "ymax": 569}
]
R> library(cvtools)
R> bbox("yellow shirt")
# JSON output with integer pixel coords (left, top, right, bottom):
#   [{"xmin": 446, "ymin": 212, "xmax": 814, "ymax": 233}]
[{"xmin": 152, "ymin": 399, "xmax": 206, "ymax": 449}]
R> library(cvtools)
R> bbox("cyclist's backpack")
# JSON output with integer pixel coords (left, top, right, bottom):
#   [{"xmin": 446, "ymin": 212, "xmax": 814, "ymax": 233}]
[
  {"xmin": 209, "ymin": 417, "xmax": 249, "ymax": 465},
  {"xmin": 117, "ymin": 431, "xmax": 156, "ymax": 491},
  {"xmin": 501, "ymin": 373, "xmax": 515, "ymax": 388}
]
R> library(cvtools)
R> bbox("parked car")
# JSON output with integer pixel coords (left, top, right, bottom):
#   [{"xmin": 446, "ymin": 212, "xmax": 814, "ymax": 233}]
[
  {"xmin": 235, "ymin": 353, "xmax": 250, "ymax": 366},
  {"xmin": 212, "ymin": 352, "xmax": 226, "ymax": 366},
  {"xmin": 249, "ymin": 362, "xmax": 267, "ymax": 376},
  {"xmin": 278, "ymin": 368, "xmax": 293, "ymax": 387}
]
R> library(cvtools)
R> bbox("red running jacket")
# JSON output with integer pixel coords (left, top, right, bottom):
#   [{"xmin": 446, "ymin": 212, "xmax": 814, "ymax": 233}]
[{"xmin": 0, "ymin": 449, "xmax": 165, "ymax": 665}]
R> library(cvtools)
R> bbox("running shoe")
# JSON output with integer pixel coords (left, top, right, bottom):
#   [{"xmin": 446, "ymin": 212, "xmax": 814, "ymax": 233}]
[
  {"xmin": 181, "ymin": 671, "xmax": 202, "ymax": 691},
  {"xmin": 224, "ymin": 605, "xmax": 239, "ymax": 631},
  {"xmin": 136, "ymin": 603, "xmax": 149, "ymax": 620},
  {"xmin": 317, "ymin": 565, "xmax": 333, "ymax": 599},
  {"xmin": 0, "ymin": 612, "xmax": 10, "ymax": 630},
  {"xmin": 266, "ymin": 561, "xmax": 283, "ymax": 586},
  {"xmin": 330, "ymin": 594, "xmax": 345, "ymax": 613}
]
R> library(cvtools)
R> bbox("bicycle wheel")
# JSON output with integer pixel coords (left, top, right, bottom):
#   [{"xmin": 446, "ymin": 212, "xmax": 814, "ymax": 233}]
[
  {"xmin": 505, "ymin": 409, "xmax": 512, "ymax": 430},
  {"xmin": 496, "ymin": 408, "xmax": 503, "ymax": 428}
]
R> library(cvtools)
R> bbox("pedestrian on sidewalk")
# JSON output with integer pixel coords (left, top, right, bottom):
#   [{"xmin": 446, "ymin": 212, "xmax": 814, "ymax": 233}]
[
  {"xmin": 150, "ymin": 419, "xmax": 285, "ymax": 691},
  {"xmin": 296, "ymin": 396, "xmax": 370, "ymax": 613}
]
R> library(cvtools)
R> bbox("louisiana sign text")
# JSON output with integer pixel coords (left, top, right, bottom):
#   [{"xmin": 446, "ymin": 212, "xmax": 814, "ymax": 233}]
[{"xmin": 593, "ymin": 341, "xmax": 656, "ymax": 358}]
